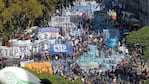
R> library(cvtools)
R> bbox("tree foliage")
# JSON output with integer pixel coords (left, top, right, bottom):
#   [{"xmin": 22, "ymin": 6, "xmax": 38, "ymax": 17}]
[
  {"xmin": 0, "ymin": 0, "xmax": 4, "ymax": 12},
  {"xmin": 126, "ymin": 26, "xmax": 149, "ymax": 60},
  {"xmin": 0, "ymin": 0, "xmax": 58, "ymax": 43},
  {"xmin": 23, "ymin": 0, "xmax": 43, "ymax": 28}
]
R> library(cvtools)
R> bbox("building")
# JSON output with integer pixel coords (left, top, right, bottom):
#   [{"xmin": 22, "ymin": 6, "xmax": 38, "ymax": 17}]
[
  {"xmin": 139, "ymin": 0, "xmax": 149, "ymax": 25},
  {"xmin": 124, "ymin": 0, "xmax": 149, "ymax": 26}
]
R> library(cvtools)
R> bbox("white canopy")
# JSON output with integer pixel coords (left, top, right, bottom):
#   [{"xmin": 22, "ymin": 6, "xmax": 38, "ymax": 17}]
[{"xmin": 0, "ymin": 67, "xmax": 41, "ymax": 84}]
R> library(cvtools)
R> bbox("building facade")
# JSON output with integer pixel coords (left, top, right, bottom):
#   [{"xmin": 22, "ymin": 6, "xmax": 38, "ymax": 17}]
[
  {"xmin": 124, "ymin": 0, "xmax": 149, "ymax": 25},
  {"xmin": 139, "ymin": 0, "xmax": 149, "ymax": 25}
]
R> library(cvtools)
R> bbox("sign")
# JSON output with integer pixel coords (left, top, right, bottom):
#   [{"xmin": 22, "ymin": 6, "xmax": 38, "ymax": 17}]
[
  {"xmin": 99, "ymin": 58, "xmax": 121, "ymax": 69},
  {"xmin": 25, "ymin": 62, "xmax": 53, "ymax": 75},
  {"xmin": 0, "ymin": 67, "xmax": 41, "ymax": 84},
  {"xmin": 73, "ymin": 5, "xmax": 93, "ymax": 15},
  {"xmin": 87, "ymin": 45, "xmax": 99, "ymax": 56},
  {"xmin": 0, "ymin": 46, "xmax": 21, "ymax": 58},
  {"xmin": 77, "ymin": 53, "xmax": 123, "ymax": 69},
  {"xmin": 77, "ymin": 54, "xmax": 99, "ymax": 69},
  {"xmin": 51, "ymin": 16, "xmax": 70, "ymax": 24},
  {"xmin": 70, "ymin": 15, "xmax": 85, "ymax": 24},
  {"xmin": 37, "ymin": 32, "xmax": 59, "ymax": 40},
  {"xmin": 10, "ymin": 40, "xmax": 31, "ymax": 47},
  {"xmin": 102, "ymin": 58, "xmax": 118, "ymax": 64},
  {"xmin": 54, "ymin": 44, "xmax": 67, "ymax": 52},
  {"xmin": 36, "ymin": 27, "xmax": 59, "ymax": 40},
  {"xmin": 51, "ymin": 22, "xmax": 76, "ymax": 29},
  {"xmin": 20, "ymin": 60, "xmax": 34, "ymax": 67},
  {"xmin": 69, "ymin": 27, "xmax": 84, "ymax": 37},
  {"xmin": 93, "ymin": 12, "xmax": 112, "ymax": 29},
  {"xmin": 50, "ymin": 44, "xmax": 73, "ymax": 55},
  {"xmin": 32, "ymin": 39, "xmax": 57, "ymax": 54},
  {"xmin": 103, "ymin": 29, "xmax": 120, "ymax": 39},
  {"xmin": 106, "ymin": 38, "xmax": 119, "ymax": 48},
  {"xmin": 0, "ymin": 44, "xmax": 32, "ymax": 58},
  {"xmin": 103, "ymin": 29, "xmax": 120, "ymax": 48},
  {"xmin": 35, "ymin": 27, "xmax": 59, "ymax": 33}
]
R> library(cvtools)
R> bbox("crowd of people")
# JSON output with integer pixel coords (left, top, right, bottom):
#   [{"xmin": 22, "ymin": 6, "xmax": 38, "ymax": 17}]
[
  {"xmin": 46, "ymin": 1, "xmax": 149, "ymax": 84},
  {"xmin": 22, "ymin": 0, "xmax": 149, "ymax": 83},
  {"xmin": 0, "ymin": 0, "xmax": 149, "ymax": 84}
]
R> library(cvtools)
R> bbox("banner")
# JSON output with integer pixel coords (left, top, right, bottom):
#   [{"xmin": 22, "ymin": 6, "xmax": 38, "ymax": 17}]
[
  {"xmin": 93, "ymin": 11, "xmax": 112, "ymax": 30},
  {"xmin": 50, "ymin": 43, "xmax": 73, "ymax": 55},
  {"xmin": 37, "ymin": 32, "xmax": 59, "ymax": 40},
  {"xmin": 73, "ymin": 5, "xmax": 92, "ymax": 11},
  {"xmin": 20, "ymin": 46, "xmax": 31, "ymax": 57},
  {"xmin": 106, "ymin": 38, "xmax": 119, "ymax": 48},
  {"xmin": 51, "ymin": 22, "xmax": 77, "ymax": 29},
  {"xmin": 20, "ymin": 60, "xmax": 34, "ymax": 67},
  {"xmin": 51, "ymin": 16, "xmax": 70, "ymax": 24},
  {"xmin": 77, "ymin": 54, "xmax": 99, "ymax": 69},
  {"xmin": 35, "ymin": 27, "xmax": 59, "ymax": 33},
  {"xmin": 0, "ymin": 46, "xmax": 20, "ymax": 58},
  {"xmin": 73, "ymin": 5, "xmax": 93, "ymax": 15},
  {"xmin": 70, "ymin": 15, "xmax": 85, "ymax": 24},
  {"xmin": 87, "ymin": 45, "xmax": 99, "ymax": 56},
  {"xmin": 99, "ymin": 58, "xmax": 121, "ymax": 69},
  {"xmin": 77, "ymin": 51, "xmax": 125, "ymax": 69},
  {"xmin": 25, "ymin": 62, "xmax": 53, "ymax": 75},
  {"xmin": 10, "ymin": 40, "xmax": 31, "ymax": 47},
  {"xmin": 103, "ymin": 29, "xmax": 120, "ymax": 39},
  {"xmin": 36, "ymin": 27, "xmax": 59, "ymax": 40}
]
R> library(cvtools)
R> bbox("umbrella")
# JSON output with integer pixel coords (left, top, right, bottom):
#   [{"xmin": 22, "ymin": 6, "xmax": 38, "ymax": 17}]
[{"xmin": 0, "ymin": 67, "xmax": 41, "ymax": 84}]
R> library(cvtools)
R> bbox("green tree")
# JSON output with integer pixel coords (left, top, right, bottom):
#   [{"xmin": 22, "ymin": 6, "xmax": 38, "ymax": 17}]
[
  {"xmin": 126, "ymin": 26, "xmax": 149, "ymax": 60},
  {"xmin": 0, "ymin": 0, "xmax": 4, "ymax": 12},
  {"xmin": 23, "ymin": 0, "xmax": 43, "ymax": 28},
  {"xmin": 37, "ymin": 0, "xmax": 58, "ymax": 26},
  {"xmin": 0, "ymin": 21, "xmax": 3, "ymax": 32},
  {"xmin": 0, "ymin": 0, "xmax": 58, "ymax": 43},
  {"xmin": 0, "ymin": 2, "xmax": 22, "ymax": 35}
]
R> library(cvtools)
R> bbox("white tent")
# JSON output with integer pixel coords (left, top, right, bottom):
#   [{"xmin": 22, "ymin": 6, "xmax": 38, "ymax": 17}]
[{"xmin": 0, "ymin": 67, "xmax": 41, "ymax": 84}]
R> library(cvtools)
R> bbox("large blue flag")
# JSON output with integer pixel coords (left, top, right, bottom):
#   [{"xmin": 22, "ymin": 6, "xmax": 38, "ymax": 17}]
[{"xmin": 50, "ymin": 43, "xmax": 73, "ymax": 55}]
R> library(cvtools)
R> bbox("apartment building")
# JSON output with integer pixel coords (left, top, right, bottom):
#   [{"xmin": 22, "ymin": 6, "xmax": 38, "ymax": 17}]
[
  {"xmin": 124, "ymin": 0, "xmax": 149, "ymax": 25},
  {"xmin": 139, "ymin": 0, "xmax": 149, "ymax": 25}
]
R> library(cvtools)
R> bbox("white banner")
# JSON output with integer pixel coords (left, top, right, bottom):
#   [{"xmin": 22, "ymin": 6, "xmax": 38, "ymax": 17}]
[
  {"xmin": 20, "ymin": 60, "xmax": 34, "ymax": 67},
  {"xmin": 10, "ymin": 40, "xmax": 32, "ymax": 47},
  {"xmin": 51, "ymin": 22, "xmax": 76, "ymax": 29},
  {"xmin": 0, "ymin": 46, "xmax": 21, "ymax": 58},
  {"xmin": 37, "ymin": 32, "xmax": 59, "ymax": 40},
  {"xmin": 51, "ymin": 16, "xmax": 70, "ymax": 24}
]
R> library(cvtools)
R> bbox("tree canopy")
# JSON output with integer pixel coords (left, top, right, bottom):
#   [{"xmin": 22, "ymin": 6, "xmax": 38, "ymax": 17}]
[
  {"xmin": 126, "ymin": 26, "xmax": 149, "ymax": 60},
  {"xmin": 0, "ymin": 0, "xmax": 58, "ymax": 44}
]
